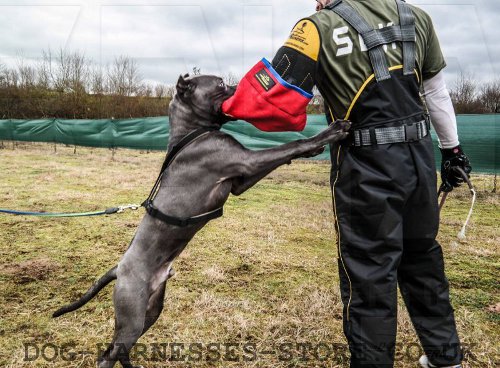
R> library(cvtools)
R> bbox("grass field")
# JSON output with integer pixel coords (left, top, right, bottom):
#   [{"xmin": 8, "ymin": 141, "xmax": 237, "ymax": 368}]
[{"xmin": 0, "ymin": 143, "xmax": 498, "ymax": 368}]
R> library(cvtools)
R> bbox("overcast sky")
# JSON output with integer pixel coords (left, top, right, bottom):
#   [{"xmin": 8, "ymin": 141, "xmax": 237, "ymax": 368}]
[{"xmin": 0, "ymin": 0, "xmax": 498, "ymax": 88}]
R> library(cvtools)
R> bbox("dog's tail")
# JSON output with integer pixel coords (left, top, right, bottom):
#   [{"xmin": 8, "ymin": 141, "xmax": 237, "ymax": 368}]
[{"xmin": 53, "ymin": 266, "xmax": 117, "ymax": 318}]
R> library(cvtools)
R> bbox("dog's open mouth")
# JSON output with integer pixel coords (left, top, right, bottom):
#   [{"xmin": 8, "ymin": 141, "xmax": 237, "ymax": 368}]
[{"xmin": 214, "ymin": 88, "xmax": 237, "ymax": 124}]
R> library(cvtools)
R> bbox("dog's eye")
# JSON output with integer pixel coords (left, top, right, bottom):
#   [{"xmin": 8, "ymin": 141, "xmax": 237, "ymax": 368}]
[{"xmin": 219, "ymin": 80, "xmax": 225, "ymax": 88}]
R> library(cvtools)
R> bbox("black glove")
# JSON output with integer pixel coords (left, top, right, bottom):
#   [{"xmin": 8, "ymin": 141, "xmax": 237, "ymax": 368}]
[{"xmin": 440, "ymin": 145, "xmax": 472, "ymax": 193}]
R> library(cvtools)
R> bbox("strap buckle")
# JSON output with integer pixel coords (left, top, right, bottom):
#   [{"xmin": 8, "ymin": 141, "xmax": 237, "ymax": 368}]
[{"xmin": 405, "ymin": 123, "xmax": 419, "ymax": 142}]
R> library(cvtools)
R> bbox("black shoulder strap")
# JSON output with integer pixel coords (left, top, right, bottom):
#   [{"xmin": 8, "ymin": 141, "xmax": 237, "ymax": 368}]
[
  {"xmin": 142, "ymin": 127, "xmax": 224, "ymax": 227},
  {"xmin": 396, "ymin": 0, "xmax": 417, "ymax": 75},
  {"xmin": 327, "ymin": 0, "xmax": 416, "ymax": 81},
  {"xmin": 160, "ymin": 127, "xmax": 217, "ymax": 174}
]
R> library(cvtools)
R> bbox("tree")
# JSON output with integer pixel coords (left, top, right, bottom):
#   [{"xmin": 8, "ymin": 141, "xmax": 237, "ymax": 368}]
[
  {"xmin": 450, "ymin": 72, "xmax": 482, "ymax": 114},
  {"xmin": 108, "ymin": 56, "xmax": 141, "ymax": 96},
  {"xmin": 36, "ymin": 51, "xmax": 52, "ymax": 90},
  {"xmin": 89, "ymin": 65, "xmax": 106, "ymax": 95},
  {"xmin": 479, "ymin": 79, "xmax": 500, "ymax": 113},
  {"xmin": 222, "ymin": 72, "xmax": 239, "ymax": 86},
  {"xmin": 16, "ymin": 55, "xmax": 37, "ymax": 89},
  {"xmin": 154, "ymin": 84, "xmax": 167, "ymax": 99},
  {"xmin": 0, "ymin": 61, "xmax": 7, "ymax": 87}
]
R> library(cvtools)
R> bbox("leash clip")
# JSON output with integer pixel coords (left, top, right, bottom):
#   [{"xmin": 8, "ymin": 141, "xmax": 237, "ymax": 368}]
[{"xmin": 117, "ymin": 204, "xmax": 141, "ymax": 213}]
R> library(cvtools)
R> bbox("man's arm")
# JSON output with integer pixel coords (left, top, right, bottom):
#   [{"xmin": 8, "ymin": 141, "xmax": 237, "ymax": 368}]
[
  {"xmin": 423, "ymin": 71, "xmax": 458, "ymax": 149},
  {"xmin": 222, "ymin": 18, "xmax": 320, "ymax": 132},
  {"xmin": 420, "ymin": 11, "xmax": 472, "ymax": 191},
  {"xmin": 424, "ymin": 71, "xmax": 471, "ymax": 191}
]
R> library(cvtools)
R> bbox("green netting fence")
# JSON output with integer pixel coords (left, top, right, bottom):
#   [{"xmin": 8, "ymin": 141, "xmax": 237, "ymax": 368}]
[{"xmin": 0, "ymin": 115, "xmax": 498, "ymax": 174}]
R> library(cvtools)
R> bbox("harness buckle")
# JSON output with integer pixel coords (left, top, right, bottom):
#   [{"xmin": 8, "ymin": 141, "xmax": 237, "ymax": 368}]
[{"xmin": 405, "ymin": 123, "xmax": 419, "ymax": 142}]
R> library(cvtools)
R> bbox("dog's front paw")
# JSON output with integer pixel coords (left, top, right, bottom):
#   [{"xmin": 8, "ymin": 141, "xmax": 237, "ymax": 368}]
[{"xmin": 316, "ymin": 120, "xmax": 351, "ymax": 144}]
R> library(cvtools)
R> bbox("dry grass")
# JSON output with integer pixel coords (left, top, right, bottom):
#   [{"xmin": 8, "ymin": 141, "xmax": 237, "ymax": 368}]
[{"xmin": 0, "ymin": 143, "xmax": 498, "ymax": 367}]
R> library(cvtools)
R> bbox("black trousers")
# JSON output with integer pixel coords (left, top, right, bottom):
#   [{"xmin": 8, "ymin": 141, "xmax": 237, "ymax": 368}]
[{"xmin": 331, "ymin": 136, "xmax": 462, "ymax": 367}]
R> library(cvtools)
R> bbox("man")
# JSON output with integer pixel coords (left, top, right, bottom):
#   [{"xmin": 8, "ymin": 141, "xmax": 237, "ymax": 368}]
[{"xmin": 223, "ymin": 0, "xmax": 471, "ymax": 367}]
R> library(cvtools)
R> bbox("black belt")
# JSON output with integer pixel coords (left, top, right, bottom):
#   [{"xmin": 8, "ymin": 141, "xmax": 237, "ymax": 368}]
[{"xmin": 353, "ymin": 119, "xmax": 430, "ymax": 147}]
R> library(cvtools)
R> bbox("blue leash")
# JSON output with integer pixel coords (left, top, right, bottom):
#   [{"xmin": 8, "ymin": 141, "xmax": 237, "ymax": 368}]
[{"xmin": 0, "ymin": 204, "xmax": 140, "ymax": 218}]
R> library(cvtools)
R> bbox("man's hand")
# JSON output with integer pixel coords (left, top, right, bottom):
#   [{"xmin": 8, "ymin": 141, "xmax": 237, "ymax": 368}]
[
  {"xmin": 315, "ymin": 0, "xmax": 331, "ymax": 11},
  {"xmin": 440, "ymin": 145, "xmax": 472, "ymax": 193}
]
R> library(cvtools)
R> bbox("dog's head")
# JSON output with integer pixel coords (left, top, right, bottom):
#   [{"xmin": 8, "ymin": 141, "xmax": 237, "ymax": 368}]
[{"xmin": 174, "ymin": 74, "xmax": 236, "ymax": 125}]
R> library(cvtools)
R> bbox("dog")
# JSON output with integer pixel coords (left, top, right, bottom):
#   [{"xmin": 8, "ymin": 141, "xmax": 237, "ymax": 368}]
[{"xmin": 53, "ymin": 73, "xmax": 351, "ymax": 368}]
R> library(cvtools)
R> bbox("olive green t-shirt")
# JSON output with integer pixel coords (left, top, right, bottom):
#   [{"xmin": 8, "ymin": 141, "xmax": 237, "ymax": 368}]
[{"xmin": 282, "ymin": 0, "xmax": 446, "ymax": 120}]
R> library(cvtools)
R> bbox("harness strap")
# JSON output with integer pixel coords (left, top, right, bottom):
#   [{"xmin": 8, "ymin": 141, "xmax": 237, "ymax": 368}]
[
  {"xmin": 160, "ymin": 128, "xmax": 217, "ymax": 182},
  {"xmin": 396, "ymin": 0, "xmax": 417, "ymax": 75},
  {"xmin": 362, "ymin": 24, "xmax": 415, "ymax": 50},
  {"xmin": 327, "ymin": 0, "xmax": 416, "ymax": 82},
  {"xmin": 143, "ymin": 200, "xmax": 223, "ymax": 227},
  {"xmin": 328, "ymin": 0, "xmax": 391, "ymax": 82},
  {"xmin": 353, "ymin": 119, "xmax": 429, "ymax": 147},
  {"xmin": 142, "ymin": 127, "xmax": 224, "ymax": 227}
]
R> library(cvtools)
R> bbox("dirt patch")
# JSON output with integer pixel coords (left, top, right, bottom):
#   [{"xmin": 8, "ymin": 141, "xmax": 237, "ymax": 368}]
[
  {"xmin": 487, "ymin": 303, "xmax": 500, "ymax": 314},
  {"xmin": 2, "ymin": 258, "xmax": 58, "ymax": 284}
]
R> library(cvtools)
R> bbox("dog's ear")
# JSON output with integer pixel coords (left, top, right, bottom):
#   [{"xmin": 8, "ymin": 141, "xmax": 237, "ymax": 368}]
[{"xmin": 176, "ymin": 74, "xmax": 194, "ymax": 100}]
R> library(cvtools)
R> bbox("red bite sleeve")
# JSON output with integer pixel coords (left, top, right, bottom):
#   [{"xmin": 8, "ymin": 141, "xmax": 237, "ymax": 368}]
[{"xmin": 222, "ymin": 59, "xmax": 313, "ymax": 132}]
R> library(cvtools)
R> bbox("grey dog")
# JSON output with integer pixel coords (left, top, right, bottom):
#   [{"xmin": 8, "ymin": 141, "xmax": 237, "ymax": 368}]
[{"xmin": 53, "ymin": 74, "xmax": 350, "ymax": 368}]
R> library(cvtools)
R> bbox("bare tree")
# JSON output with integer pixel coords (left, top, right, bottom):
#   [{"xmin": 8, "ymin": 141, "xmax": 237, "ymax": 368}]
[
  {"xmin": 5, "ymin": 68, "xmax": 19, "ymax": 88},
  {"xmin": 89, "ymin": 65, "xmax": 106, "ymax": 95},
  {"xmin": 16, "ymin": 55, "xmax": 37, "ymax": 89},
  {"xmin": 0, "ymin": 61, "xmax": 7, "ymax": 87},
  {"xmin": 222, "ymin": 72, "xmax": 240, "ymax": 86},
  {"xmin": 154, "ymin": 83, "xmax": 167, "ymax": 99},
  {"xmin": 68, "ymin": 51, "xmax": 88, "ymax": 94},
  {"xmin": 165, "ymin": 85, "xmax": 176, "ymax": 99},
  {"xmin": 450, "ymin": 72, "xmax": 482, "ymax": 113},
  {"xmin": 139, "ymin": 83, "xmax": 153, "ymax": 98},
  {"xmin": 479, "ymin": 79, "xmax": 500, "ymax": 113},
  {"xmin": 0, "ymin": 50, "xmax": 174, "ymax": 118},
  {"xmin": 108, "ymin": 56, "xmax": 141, "ymax": 97},
  {"xmin": 192, "ymin": 66, "xmax": 201, "ymax": 75},
  {"xmin": 36, "ymin": 51, "xmax": 52, "ymax": 90},
  {"xmin": 52, "ymin": 48, "xmax": 71, "ymax": 92}
]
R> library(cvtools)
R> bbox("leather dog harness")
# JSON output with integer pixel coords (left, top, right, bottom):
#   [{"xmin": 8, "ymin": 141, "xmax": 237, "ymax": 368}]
[{"xmin": 142, "ymin": 127, "xmax": 224, "ymax": 227}]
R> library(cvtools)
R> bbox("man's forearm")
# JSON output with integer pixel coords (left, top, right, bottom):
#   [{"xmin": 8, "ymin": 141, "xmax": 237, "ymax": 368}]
[{"xmin": 423, "ymin": 71, "xmax": 459, "ymax": 149}]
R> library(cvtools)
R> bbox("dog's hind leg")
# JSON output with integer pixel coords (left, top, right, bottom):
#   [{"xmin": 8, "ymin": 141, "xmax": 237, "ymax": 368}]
[
  {"xmin": 98, "ymin": 271, "xmax": 150, "ymax": 368},
  {"xmin": 141, "ymin": 265, "xmax": 175, "ymax": 337},
  {"xmin": 141, "ymin": 281, "xmax": 166, "ymax": 336}
]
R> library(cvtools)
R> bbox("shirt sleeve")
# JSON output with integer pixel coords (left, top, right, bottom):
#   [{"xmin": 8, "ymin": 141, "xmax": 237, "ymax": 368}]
[
  {"xmin": 271, "ymin": 18, "xmax": 321, "ymax": 93},
  {"xmin": 421, "ymin": 14, "xmax": 447, "ymax": 80},
  {"xmin": 283, "ymin": 18, "xmax": 321, "ymax": 62},
  {"xmin": 423, "ymin": 71, "xmax": 459, "ymax": 148}
]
